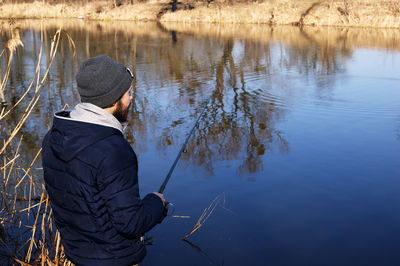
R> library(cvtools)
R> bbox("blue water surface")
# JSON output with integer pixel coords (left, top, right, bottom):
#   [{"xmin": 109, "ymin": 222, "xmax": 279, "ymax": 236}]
[{"xmin": 1, "ymin": 21, "xmax": 399, "ymax": 265}]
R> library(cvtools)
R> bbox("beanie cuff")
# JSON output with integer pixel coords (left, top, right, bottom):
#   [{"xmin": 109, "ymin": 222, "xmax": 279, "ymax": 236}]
[{"xmin": 80, "ymin": 76, "xmax": 132, "ymax": 108}]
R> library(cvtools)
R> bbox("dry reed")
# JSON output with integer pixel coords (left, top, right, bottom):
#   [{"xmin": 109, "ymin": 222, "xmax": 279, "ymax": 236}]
[
  {"xmin": 0, "ymin": 22, "xmax": 76, "ymax": 265},
  {"xmin": 0, "ymin": 0, "xmax": 399, "ymax": 28},
  {"xmin": 160, "ymin": 0, "xmax": 400, "ymax": 28},
  {"xmin": 182, "ymin": 192, "xmax": 226, "ymax": 240},
  {"xmin": 0, "ymin": 28, "xmax": 75, "ymax": 155}
]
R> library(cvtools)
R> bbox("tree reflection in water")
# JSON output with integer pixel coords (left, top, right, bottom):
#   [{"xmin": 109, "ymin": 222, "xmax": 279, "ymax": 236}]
[
  {"xmin": 1, "ymin": 20, "xmax": 399, "ymax": 181},
  {"xmin": 1, "ymin": 19, "xmax": 399, "ymax": 264}
]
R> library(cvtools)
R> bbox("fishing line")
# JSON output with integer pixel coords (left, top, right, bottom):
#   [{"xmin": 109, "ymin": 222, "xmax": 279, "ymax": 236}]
[
  {"xmin": 157, "ymin": 93, "xmax": 213, "ymax": 217},
  {"xmin": 158, "ymin": 94, "xmax": 213, "ymax": 194},
  {"xmin": 156, "ymin": 85, "xmax": 222, "ymax": 219}
]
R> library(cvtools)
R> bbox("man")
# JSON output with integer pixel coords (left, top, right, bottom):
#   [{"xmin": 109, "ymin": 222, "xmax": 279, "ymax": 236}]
[{"xmin": 42, "ymin": 54, "xmax": 165, "ymax": 265}]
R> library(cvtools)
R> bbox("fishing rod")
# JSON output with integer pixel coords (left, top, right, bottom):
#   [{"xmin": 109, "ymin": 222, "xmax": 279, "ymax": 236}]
[{"xmin": 158, "ymin": 95, "xmax": 213, "ymax": 194}]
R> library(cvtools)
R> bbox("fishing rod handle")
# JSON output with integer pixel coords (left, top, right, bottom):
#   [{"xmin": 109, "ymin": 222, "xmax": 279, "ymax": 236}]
[{"xmin": 162, "ymin": 201, "xmax": 170, "ymax": 218}]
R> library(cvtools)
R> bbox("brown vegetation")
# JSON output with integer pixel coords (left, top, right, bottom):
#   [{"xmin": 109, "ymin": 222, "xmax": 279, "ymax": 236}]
[
  {"xmin": 160, "ymin": 0, "xmax": 400, "ymax": 28},
  {"xmin": 3, "ymin": 19, "xmax": 400, "ymax": 52},
  {"xmin": 0, "ymin": 0, "xmax": 399, "ymax": 28},
  {"xmin": 182, "ymin": 192, "xmax": 226, "ymax": 240},
  {"xmin": 0, "ymin": 24, "xmax": 75, "ymax": 264}
]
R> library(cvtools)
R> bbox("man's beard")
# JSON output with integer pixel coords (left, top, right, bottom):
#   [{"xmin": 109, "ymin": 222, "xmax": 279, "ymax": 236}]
[{"xmin": 113, "ymin": 100, "xmax": 131, "ymax": 123}]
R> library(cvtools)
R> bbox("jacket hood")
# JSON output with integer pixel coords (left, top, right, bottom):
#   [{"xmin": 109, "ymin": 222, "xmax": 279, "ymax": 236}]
[{"xmin": 46, "ymin": 111, "xmax": 122, "ymax": 162}]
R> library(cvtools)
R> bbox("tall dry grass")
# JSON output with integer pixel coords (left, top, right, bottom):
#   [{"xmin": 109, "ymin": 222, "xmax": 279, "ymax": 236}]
[
  {"xmin": 182, "ymin": 192, "xmax": 228, "ymax": 240},
  {"xmin": 0, "ymin": 1, "xmax": 163, "ymax": 21},
  {"xmin": 0, "ymin": 0, "xmax": 399, "ymax": 28},
  {"xmin": 160, "ymin": 0, "xmax": 400, "ymax": 28},
  {"xmin": 0, "ymin": 23, "xmax": 75, "ymax": 265}
]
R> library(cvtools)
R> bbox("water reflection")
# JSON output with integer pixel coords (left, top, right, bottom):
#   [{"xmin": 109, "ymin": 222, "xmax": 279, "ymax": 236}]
[
  {"xmin": 183, "ymin": 239, "xmax": 221, "ymax": 266},
  {"xmin": 0, "ymin": 19, "xmax": 400, "ymax": 265},
  {"xmin": 1, "ymin": 20, "xmax": 400, "ymax": 179}
]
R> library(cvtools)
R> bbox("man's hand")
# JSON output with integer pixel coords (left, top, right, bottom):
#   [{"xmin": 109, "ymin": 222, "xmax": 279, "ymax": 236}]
[{"xmin": 152, "ymin": 192, "xmax": 165, "ymax": 206}]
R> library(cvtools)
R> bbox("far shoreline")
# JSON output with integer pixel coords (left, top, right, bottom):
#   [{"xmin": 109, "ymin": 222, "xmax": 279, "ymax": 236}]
[{"xmin": 0, "ymin": 0, "xmax": 399, "ymax": 28}]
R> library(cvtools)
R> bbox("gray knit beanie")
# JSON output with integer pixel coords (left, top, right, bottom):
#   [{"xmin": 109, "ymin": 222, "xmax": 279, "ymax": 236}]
[{"xmin": 76, "ymin": 54, "xmax": 133, "ymax": 108}]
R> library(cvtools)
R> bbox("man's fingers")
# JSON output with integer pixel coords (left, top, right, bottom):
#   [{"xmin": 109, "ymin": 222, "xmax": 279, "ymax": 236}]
[{"xmin": 152, "ymin": 192, "xmax": 165, "ymax": 205}]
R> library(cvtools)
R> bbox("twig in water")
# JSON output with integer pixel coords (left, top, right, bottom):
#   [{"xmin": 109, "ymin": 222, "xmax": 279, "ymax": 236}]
[
  {"xmin": 172, "ymin": 215, "xmax": 190, "ymax": 218},
  {"xmin": 182, "ymin": 192, "xmax": 226, "ymax": 240}
]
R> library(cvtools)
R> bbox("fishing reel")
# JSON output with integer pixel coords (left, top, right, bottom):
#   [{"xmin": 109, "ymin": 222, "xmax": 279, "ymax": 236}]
[{"xmin": 162, "ymin": 201, "xmax": 175, "ymax": 218}]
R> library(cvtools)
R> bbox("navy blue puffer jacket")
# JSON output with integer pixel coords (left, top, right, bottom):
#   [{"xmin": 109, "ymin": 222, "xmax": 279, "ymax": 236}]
[{"xmin": 42, "ymin": 111, "xmax": 164, "ymax": 266}]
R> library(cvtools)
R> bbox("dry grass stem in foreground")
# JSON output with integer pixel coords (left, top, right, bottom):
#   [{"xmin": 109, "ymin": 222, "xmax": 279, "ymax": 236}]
[
  {"xmin": 0, "ymin": 28, "xmax": 75, "ymax": 155},
  {"xmin": 0, "ymin": 25, "xmax": 76, "ymax": 265},
  {"xmin": 182, "ymin": 192, "xmax": 226, "ymax": 240},
  {"xmin": 0, "ymin": 28, "xmax": 23, "ymax": 103}
]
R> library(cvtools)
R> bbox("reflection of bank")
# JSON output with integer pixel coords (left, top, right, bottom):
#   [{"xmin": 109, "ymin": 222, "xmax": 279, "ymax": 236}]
[
  {"xmin": 171, "ymin": 30, "xmax": 177, "ymax": 43},
  {"xmin": 4, "ymin": 20, "xmax": 399, "ymax": 180},
  {"xmin": 156, "ymin": 21, "xmax": 178, "ymax": 43},
  {"xmin": 158, "ymin": 23, "xmax": 400, "ymax": 52}
]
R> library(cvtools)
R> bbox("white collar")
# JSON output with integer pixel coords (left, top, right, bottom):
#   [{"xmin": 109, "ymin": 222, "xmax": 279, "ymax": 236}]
[{"xmin": 65, "ymin": 102, "xmax": 124, "ymax": 133}]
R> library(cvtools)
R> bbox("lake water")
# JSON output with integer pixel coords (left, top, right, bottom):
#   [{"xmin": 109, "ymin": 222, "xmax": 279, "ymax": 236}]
[{"xmin": 1, "ymin": 20, "xmax": 399, "ymax": 265}]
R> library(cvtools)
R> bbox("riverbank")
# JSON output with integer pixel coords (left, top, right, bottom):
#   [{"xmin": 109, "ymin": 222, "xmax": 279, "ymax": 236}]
[{"xmin": 0, "ymin": 0, "xmax": 399, "ymax": 28}]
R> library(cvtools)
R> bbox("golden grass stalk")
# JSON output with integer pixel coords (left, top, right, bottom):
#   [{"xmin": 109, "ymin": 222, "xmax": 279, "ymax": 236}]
[
  {"xmin": 18, "ymin": 201, "xmax": 46, "ymax": 214},
  {"xmin": 0, "ymin": 27, "xmax": 24, "ymax": 101},
  {"xmin": 25, "ymin": 192, "xmax": 45, "ymax": 262},
  {"xmin": 0, "ymin": 50, "xmax": 15, "ymax": 102},
  {"xmin": 54, "ymin": 231, "xmax": 61, "ymax": 265},
  {"xmin": 0, "ymin": 24, "xmax": 76, "ymax": 265},
  {"xmin": 14, "ymin": 258, "xmax": 30, "ymax": 266},
  {"xmin": 0, "ymin": 28, "xmax": 75, "ymax": 155},
  {"xmin": 4, "ymin": 136, "xmax": 23, "ymax": 187},
  {"xmin": 1, "ymin": 154, "xmax": 21, "ymax": 171},
  {"xmin": 182, "ymin": 192, "xmax": 226, "ymax": 240},
  {"xmin": 15, "ymin": 148, "xmax": 42, "ymax": 190},
  {"xmin": 40, "ymin": 191, "xmax": 50, "ymax": 264}
]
